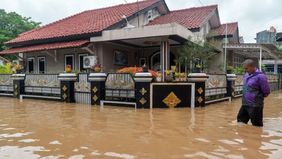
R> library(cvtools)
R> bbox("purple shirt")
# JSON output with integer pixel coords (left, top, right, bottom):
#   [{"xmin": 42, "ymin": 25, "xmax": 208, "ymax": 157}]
[{"xmin": 242, "ymin": 69, "xmax": 270, "ymax": 106}]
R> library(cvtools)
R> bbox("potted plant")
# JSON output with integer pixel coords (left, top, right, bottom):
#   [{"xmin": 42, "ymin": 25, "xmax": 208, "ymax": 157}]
[
  {"xmin": 180, "ymin": 73, "xmax": 186, "ymax": 81},
  {"xmin": 65, "ymin": 65, "xmax": 72, "ymax": 73},
  {"xmin": 227, "ymin": 65, "xmax": 234, "ymax": 74},
  {"xmin": 165, "ymin": 70, "xmax": 173, "ymax": 82},
  {"xmin": 156, "ymin": 72, "xmax": 162, "ymax": 82},
  {"xmin": 13, "ymin": 64, "xmax": 24, "ymax": 74},
  {"xmin": 174, "ymin": 72, "xmax": 180, "ymax": 81},
  {"xmin": 92, "ymin": 64, "xmax": 102, "ymax": 73},
  {"xmin": 194, "ymin": 64, "xmax": 202, "ymax": 73}
]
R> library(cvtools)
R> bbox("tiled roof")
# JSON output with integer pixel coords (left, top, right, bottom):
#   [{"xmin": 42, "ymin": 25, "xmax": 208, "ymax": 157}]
[
  {"xmin": 7, "ymin": 0, "xmax": 160, "ymax": 45},
  {"xmin": 0, "ymin": 40, "xmax": 89, "ymax": 54},
  {"xmin": 212, "ymin": 22, "xmax": 238, "ymax": 36},
  {"xmin": 148, "ymin": 5, "xmax": 217, "ymax": 29}
]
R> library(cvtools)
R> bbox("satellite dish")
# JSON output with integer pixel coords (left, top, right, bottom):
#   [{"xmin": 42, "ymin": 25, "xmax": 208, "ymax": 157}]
[{"xmin": 122, "ymin": 15, "xmax": 136, "ymax": 29}]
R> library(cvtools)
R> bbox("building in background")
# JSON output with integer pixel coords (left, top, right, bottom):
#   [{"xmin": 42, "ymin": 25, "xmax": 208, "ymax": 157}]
[{"xmin": 256, "ymin": 26, "xmax": 277, "ymax": 44}]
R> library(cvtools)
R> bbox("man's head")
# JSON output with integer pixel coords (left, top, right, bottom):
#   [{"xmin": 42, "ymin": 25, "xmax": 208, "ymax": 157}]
[{"xmin": 243, "ymin": 59, "xmax": 257, "ymax": 74}]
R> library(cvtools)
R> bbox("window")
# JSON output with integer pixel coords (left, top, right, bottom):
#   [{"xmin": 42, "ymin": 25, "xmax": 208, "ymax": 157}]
[
  {"xmin": 79, "ymin": 54, "xmax": 88, "ymax": 72},
  {"xmin": 27, "ymin": 57, "xmax": 34, "ymax": 73},
  {"xmin": 38, "ymin": 57, "xmax": 46, "ymax": 74},
  {"xmin": 278, "ymin": 65, "xmax": 282, "ymax": 73},
  {"xmin": 65, "ymin": 55, "xmax": 74, "ymax": 71},
  {"xmin": 265, "ymin": 64, "xmax": 274, "ymax": 73}
]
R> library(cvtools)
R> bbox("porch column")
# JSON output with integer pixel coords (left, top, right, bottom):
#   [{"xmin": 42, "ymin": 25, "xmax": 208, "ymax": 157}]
[
  {"xmin": 274, "ymin": 60, "xmax": 278, "ymax": 74},
  {"xmin": 134, "ymin": 72, "xmax": 153, "ymax": 109},
  {"xmin": 58, "ymin": 73, "xmax": 78, "ymax": 103},
  {"xmin": 160, "ymin": 40, "xmax": 170, "ymax": 81},
  {"xmin": 259, "ymin": 47, "xmax": 262, "ymax": 71},
  {"xmin": 88, "ymin": 73, "xmax": 107, "ymax": 106},
  {"xmin": 226, "ymin": 74, "xmax": 237, "ymax": 99},
  {"xmin": 11, "ymin": 74, "xmax": 25, "ymax": 98},
  {"xmin": 188, "ymin": 73, "xmax": 209, "ymax": 107}
]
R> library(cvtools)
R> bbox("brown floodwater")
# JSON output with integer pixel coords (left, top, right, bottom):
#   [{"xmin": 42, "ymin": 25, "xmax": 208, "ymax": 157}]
[{"xmin": 0, "ymin": 91, "xmax": 281, "ymax": 159}]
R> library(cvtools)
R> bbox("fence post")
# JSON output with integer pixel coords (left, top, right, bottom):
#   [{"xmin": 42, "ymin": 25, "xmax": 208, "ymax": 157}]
[
  {"xmin": 226, "ymin": 74, "xmax": 237, "ymax": 99},
  {"xmin": 11, "ymin": 74, "xmax": 25, "ymax": 98},
  {"xmin": 188, "ymin": 73, "xmax": 209, "ymax": 107},
  {"xmin": 88, "ymin": 73, "xmax": 107, "ymax": 106},
  {"xmin": 58, "ymin": 73, "xmax": 77, "ymax": 103},
  {"xmin": 134, "ymin": 73, "xmax": 153, "ymax": 109}
]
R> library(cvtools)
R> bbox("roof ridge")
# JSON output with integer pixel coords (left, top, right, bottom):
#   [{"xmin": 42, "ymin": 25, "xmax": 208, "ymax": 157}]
[
  {"xmin": 170, "ymin": 4, "xmax": 218, "ymax": 12},
  {"xmin": 8, "ymin": 0, "xmax": 160, "ymax": 44}
]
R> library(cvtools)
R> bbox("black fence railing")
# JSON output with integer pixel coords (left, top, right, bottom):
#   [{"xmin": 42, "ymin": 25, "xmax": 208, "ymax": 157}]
[
  {"xmin": 205, "ymin": 74, "xmax": 228, "ymax": 102},
  {"xmin": 0, "ymin": 74, "xmax": 13, "ymax": 94},
  {"xmin": 24, "ymin": 74, "xmax": 60, "ymax": 97},
  {"xmin": 105, "ymin": 73, "xmax": 135, "ymax": 102}
]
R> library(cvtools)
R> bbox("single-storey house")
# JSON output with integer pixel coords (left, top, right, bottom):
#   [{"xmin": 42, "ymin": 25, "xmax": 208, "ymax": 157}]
[{"xmin": 0, "ymin": 0, "xmax": 264, "ymax": 74}]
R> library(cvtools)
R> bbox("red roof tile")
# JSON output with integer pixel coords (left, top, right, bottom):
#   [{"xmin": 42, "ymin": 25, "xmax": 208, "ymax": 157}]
[
  {"xmin": 148, "ymin": 5, "xmax": 217, "ymax": 29},
  {"xmin": 212, "ymin": 22, "xmax": 238, "ymax": 36},
  {"xmin": 0, "ymin": 40, "xmax": 89, "ymax": 54},
  {"xmin": 7, "ymin": 0, "xmax": 160, "ymax": 45}
]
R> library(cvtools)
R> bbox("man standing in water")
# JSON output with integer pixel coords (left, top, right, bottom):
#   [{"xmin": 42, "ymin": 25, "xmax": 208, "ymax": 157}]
[{"xmin": 237, "ymin": 59, "xmax": 270, "ymax": 127}]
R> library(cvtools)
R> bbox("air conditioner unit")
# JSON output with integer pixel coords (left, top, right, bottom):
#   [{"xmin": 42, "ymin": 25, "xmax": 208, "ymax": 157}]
[{"xmin": 83, "ymin": 56, "xmax": 97, "ymax": 69}]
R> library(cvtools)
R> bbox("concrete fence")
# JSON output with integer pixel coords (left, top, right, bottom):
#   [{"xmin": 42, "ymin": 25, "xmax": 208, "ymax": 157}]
[{"xmin": 0, "ymin": 73, "xmax": 281, "ymax": 108}]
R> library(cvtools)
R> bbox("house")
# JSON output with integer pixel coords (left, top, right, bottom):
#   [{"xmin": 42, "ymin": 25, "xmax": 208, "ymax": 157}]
[{"xmin": 0, "ymin": 0, "xmax": 249, "ymax": 74}]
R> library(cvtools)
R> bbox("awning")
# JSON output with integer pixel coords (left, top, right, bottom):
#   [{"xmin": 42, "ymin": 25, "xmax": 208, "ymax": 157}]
[
  {"xmin": 223, "ymin": 43, "xmax": 280, "ymax": 59},
  {"xmin": 0, "ymin": 40, "xmax": 89, "ymax": 55}
]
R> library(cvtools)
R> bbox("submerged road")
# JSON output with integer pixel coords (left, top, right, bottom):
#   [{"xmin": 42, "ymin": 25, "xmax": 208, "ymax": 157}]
[{"xmin": 0, "ymin": 91, "xmax": 281, "ymax": 159}]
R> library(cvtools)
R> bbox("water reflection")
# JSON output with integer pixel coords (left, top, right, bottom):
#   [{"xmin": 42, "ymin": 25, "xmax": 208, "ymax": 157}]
[{"xmin": 0, "ymin": 91, "xmax": 281, "ymax": 158}]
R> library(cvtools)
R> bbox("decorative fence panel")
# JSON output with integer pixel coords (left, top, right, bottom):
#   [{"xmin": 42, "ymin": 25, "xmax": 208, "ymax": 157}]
[
  {"xmin": 0, "ymin": 74, "xmax": 13, "ymax": 94},
  {"xmin": 205, "ymin": 74, "xmax": 227, "ymax": 101},
  {"xmin": 74, "ymin": 73, "xmax": 91, "ymax": 105},
  {"xmin": 234, "ymin": 74, "xmax": 244, "ymax": 96},
  {"xmin": 267, "ymin": 74, "xmax": 280, "ymax": 91},
  {"xmin": 24, "ymin": 74, "xmax": 60, "ymax": 97},
  {"xmin": 105, "ymin": 73, "xmax": 135, "ymax": 102}
]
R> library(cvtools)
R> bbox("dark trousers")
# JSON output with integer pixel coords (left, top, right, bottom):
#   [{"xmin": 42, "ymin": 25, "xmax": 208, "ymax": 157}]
[{"xmin": 237, "ymin": 105, "xmax": 264, "ymax": 127}]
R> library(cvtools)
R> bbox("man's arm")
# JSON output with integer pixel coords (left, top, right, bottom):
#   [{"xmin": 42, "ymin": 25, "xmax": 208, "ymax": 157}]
[{"xmin": 258, "ymin": 74, "xmax": 270, "ymax": 97}]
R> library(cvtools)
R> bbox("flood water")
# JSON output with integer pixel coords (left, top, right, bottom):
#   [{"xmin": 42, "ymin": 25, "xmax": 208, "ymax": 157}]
[{"xmin": 0, "ymin": 91, "xmax": 281, "ymax": 159}]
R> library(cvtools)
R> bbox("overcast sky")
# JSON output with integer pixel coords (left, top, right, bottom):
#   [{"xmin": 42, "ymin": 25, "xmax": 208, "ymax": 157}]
[{"xmin": 1, "ymin": 0, "xmax": 282, "ymax": 42}]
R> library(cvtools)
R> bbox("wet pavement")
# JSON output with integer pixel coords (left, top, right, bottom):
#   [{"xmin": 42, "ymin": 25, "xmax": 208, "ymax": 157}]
[{"xmin": 0, "ymin": 91, "xmax": 281, "ymax": 159}]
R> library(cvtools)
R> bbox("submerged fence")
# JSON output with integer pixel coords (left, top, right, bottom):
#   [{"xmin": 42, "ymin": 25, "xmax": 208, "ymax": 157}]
[
  {"xmin": 105, "ymin": 73, "xmax": 135, "ymax": 102},
  {"xmin": 205, "ymin": 74, "xmax": 227, "ymax": 102},
  {"xmin": 0, "ymin": 73, "xmax": 281, "ymax": 108},
  {"xmin": 0, "ymin": 74, "xmax": 13, "ymax": 95}
]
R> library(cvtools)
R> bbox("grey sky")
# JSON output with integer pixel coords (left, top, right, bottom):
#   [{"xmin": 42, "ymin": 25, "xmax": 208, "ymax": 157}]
[{"xmin": 1, "ymin": 0, "xmax": 282, "ymax": 42}]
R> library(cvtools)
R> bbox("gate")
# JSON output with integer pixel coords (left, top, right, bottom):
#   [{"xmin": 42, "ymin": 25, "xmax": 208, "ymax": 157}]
[{"xmin": 74, "ymin": 73, "xmax": 91, "ymax": 104}]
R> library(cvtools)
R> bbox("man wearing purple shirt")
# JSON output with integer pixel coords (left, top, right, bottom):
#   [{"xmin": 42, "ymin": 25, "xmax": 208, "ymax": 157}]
[{"xmin": 237, "ymin": 59, "xmax": 270, "ymax": 127}]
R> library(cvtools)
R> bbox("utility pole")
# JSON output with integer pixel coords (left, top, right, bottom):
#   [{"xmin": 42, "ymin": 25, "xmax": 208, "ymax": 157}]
[{"xmin": 137, "ymin": 0, "xmax": 140, "ymax": 27}]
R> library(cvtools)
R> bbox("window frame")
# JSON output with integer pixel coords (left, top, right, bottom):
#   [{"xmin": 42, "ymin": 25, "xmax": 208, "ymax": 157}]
[
  {"xmin": 64, "ymin": 54, "xmax": 75, "ymax": 71},
  {"xmin": 37, "ymin": 56, "xmax": 46, "ymax": 74},
  {"xmin": 27, "ymin": 57, "xmax": 35, "ymax": 73}
]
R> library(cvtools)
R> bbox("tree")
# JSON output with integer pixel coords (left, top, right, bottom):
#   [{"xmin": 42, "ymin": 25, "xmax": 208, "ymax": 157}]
[
  {"xmin": 0, "ymin": 9, "xmax": 40, "ymax": 60},
  {"xmin": 179, "ymin": 37, "xmax": 218, "ymax": 73}
]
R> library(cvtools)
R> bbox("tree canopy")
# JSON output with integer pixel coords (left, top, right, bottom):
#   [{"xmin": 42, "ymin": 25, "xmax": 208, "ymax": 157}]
[{"xmin": 0, "ymin": 9, "xmax": 40, "ymax": 59}]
